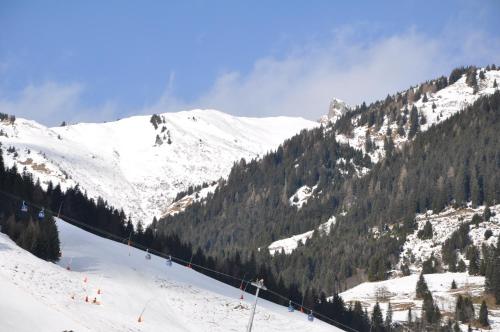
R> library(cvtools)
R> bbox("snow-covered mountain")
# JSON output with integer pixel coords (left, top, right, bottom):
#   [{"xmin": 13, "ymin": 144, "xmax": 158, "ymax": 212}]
[
  {"xmin": 0, "ymin": 109, "xmax": 317, "ymax": 224},
  {"xmin": 0, "ymin": 219, "xmax": 339, "ymax": 332},
  {"xmin": 266, "ymin": 68, "xmax": 500, "ymax": 255},
  {"xmin": 328, "ymin": 67, "xmax": 500, "ymax": 163}
]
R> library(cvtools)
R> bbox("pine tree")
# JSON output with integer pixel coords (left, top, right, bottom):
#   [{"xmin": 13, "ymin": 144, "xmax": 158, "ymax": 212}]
[
  {"xmin": 371, "ymin": 302, "xmax": 384, "ymax": 332},
  {"xmin": 434, "ymin": 304, "xmax": 441, "ymax": 325},
  {"xmin": 479, "ymin": 300, "xmax": 489, "ymax": 327},
  {"xmin": 422, "ymin": 292, "xmax": 438, "ymax": 325},
  {"xmin": 385, "ymin": 301, "xmax": 393, "ymax": 330},
  {"xmin": 422, "ymin": 254, "xmax": 438, "ymax": 274},
  {"xmin": 455, "ymin": 295, "xmax": 475, "ymax": 323},
  {"xmin": 408, "ymin": 105, "xmax": 420, "ymax": 138},
  {"xmin": 417, "ymin": 220, "xmax": 433, "ymax": 239},
  {"xmin": 451, "ymin": 280, "xmax": 457, "ymax": 289},
  {"xmin": 416, "ymin": 272, "xmax": 429, "ymax": 298},
  {"xmin": 466, "ymin": 246, "xmax": 479, "ymax": 275},
  {"xmin": 457, "ymin": 259, "xmax": 466, "ymax": 272},
  {"xmin": 455, "ymin": 295, "xmax": 464, "ymax": 322},
  {"xmin": 352, "ymin": 301, "xmax": 370, "ymax": 331},
  {"xmin": 453, "ymin": 321, "xmax": 461, "ymax": 332},
  {"xmin": 464, "ymin": 296, "xmax": 474, "ymax": 323},
  {"xmin": 485, "ymin": 254, "xmax": 500, "ymax": 304},
  {"xmin": 471, "ymin": 213, "xmax": 482, "ymax": 226},
  {"xmin": 484, "ymin": 205, "xmax": 491, "ymax": 221}
]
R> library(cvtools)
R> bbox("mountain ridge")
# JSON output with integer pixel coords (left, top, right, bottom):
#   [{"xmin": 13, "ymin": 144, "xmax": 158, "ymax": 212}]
[{"xmin": 0, "ymin": 109, "xmax": 317, "ymax": 224}]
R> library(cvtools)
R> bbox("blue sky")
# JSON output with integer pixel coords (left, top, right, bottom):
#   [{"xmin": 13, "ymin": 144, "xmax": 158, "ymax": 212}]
[{"xmin": 1, "ymin": 0, "xmax": 499, "ymax": 125}]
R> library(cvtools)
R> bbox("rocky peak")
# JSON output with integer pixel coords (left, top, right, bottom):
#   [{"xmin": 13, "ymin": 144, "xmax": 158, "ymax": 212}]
[{"xmin": 319, "ymin": 98, "xmax": 350, "ymax": 124}]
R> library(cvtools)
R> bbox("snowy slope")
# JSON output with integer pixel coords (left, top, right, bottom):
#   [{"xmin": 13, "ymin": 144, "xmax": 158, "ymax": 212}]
[
  {"xmin": 399, "ymin": 204, "xmax": 500, "ymax": 273},
  {"xmin": 163, "ymin": 183, "xmax": 218, "ymax": 216},
  {"xmin": 340, "ymin": 272, "xmax": 500, "ymax": 330},
  {"xmin": 268, "ymin": 216, "xmax": 336, "ymax": 255},
  {"xmin": 0, "ymin": 110, "xmax": 317, "ymax": 224},
  {"xmin": 0, "ymin": 219, "xmax": 340, "ymax": 332},
  {"xmin": 333, "ymin": 68, "xmax": 500, "ymax": 163},
  {"xmin": 334, "ymin": 204, "xmax": 500, "ymax": 330},
  {"xmin": 288, "ymin": 184, "xmax": 318, "ymax": 209}
]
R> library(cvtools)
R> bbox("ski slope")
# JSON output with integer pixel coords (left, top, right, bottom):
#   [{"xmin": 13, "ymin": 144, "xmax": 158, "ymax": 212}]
[
  {"xmin": 0, "ymin": 219, "xmax": 341, "ymax": 332},
  {"xmin": 0, "ymin": 109, "xmax": 317, "ymax": 224}
]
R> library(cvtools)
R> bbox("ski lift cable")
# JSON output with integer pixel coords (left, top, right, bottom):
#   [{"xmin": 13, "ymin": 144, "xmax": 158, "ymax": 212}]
[
  {"xmin": 0, "ymin": 189, "xmax": 359, "ymax": 331},
  {"xmin": 263, "ymin": 287, "xmax": 359, "ymax": 332}
]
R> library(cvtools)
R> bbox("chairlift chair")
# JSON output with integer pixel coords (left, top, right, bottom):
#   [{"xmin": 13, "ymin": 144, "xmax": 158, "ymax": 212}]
[{"xmin": 21, "ymin": 201, "xmax": 28, "ymax": 212}]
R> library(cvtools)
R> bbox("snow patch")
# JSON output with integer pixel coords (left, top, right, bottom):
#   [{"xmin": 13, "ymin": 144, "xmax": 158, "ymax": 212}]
[
  {"xmin": 399, "ymin": 204, "xmax": 500, "ymax": 272},
  {"xmin": 163, "ymin": 183, "xmax": 218, "ymax": 217},
  {"xmin": 268, "ymin": 216, "xmax": 336, "ymax": 255},
  {"xmin": 289, "ymin": 185, "xmax": 317, "ymax": 209}
]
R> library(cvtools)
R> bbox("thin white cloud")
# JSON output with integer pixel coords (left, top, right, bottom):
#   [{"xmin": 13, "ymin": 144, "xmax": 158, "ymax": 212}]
[
  {"xmin": 181, "ymin": 29, "xmax": 500, "ymax": 119},
  {"xmin": 1, "ymin": 29, "xmax": 499, "ymax": 125},
  {"xmin": 0, "ymin": 81, "xmax": 118, "ymax": 126}
]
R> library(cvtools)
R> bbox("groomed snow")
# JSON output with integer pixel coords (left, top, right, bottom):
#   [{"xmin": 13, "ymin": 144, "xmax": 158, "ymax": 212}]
[
  {"xmin": 0, "ymin": 110, "xmax": 317, "ymax": 224},
  {"xmin": 0, "ymin": 219, "xmax": 341, "ymax": 332}
]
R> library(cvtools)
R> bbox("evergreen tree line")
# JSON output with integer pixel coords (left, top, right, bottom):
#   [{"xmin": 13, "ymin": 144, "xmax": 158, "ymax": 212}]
[
  {"xmin": 483, "ymin": 235, "xmax": 500, "ymax": 304},
  {"xmin": 0, "ymin": 112, "xmax": 16, "ymax": 123},
  {"xmin": 160, "ymin": 89, "xmax": 500, "ymax": 295},
  {"xmin": 0, "ymin": 146, "xmax": 60, "ymax": 261},
  {"xmin": 161, "ymin": 124, "xmax": 371, "ymax": 257}
]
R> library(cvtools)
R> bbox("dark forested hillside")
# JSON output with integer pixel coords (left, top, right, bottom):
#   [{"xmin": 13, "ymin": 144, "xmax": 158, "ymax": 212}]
[
  {"xmin": 0, "ymin": 146, "xmax": 61, "ymax": 261},
  {"xmin": 160, "ymin": 91, "xmax": 500, "ymax": 294},
  {"xmin": 161, "ymin": 124, "xmax": 371, "ymax": 254}
]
